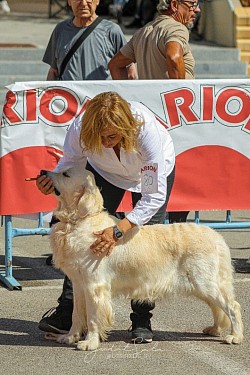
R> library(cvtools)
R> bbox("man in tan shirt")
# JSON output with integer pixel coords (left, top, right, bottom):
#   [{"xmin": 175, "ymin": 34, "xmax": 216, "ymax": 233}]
[
  {"xmin": 109, "ymin": 0, "xmax": 201, "ymax": 223},
  {"xmin": 109, "ymin": 0, "xmax": 200, "ymax": 79}
]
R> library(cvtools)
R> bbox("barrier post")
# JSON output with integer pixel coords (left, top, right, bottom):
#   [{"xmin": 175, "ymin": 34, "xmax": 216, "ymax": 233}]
[
  {"xmin": 0, "ymin": 214, "xmax": 51, "ymax": 290},
  {"xmin": 0, "ymin": 216, "xmax": 22, "ymax": 290}
]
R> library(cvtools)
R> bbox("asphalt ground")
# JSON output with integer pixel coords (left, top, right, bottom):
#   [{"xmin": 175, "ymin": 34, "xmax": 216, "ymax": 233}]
[
  {"xmin": 0, "ymin": 7, "xmax": 250, "ymax": 375},
  {"xmin": 0, "ymin": 211, "xmax": 250, "ymax": 375}
]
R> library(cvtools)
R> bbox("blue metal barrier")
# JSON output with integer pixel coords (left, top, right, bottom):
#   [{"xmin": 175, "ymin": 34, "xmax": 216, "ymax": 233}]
[
  {"xmin": 1, "ymin": 211, "xmax": 250, "ymax": 290},
  {"xmin": 0, "ymin": 214, "xmax": 50, "ymax": 290},
  {"xmin": 193, "ymin": 210, "xmax": 250, "ymax": 229}
]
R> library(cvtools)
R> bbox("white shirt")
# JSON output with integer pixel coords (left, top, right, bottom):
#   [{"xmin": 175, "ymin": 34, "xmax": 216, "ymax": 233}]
[{"xmin": 54, "ymin": 102, "xmax": 175, "ymax": 226}]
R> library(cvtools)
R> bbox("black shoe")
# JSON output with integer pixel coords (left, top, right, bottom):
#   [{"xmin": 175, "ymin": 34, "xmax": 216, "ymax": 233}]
[
  {"xmin": 46, "ymin": 254, "xmax": 53, "ymax": 266},
  {"xmin": 129, "ymin": 313, "xmax": 153, "ymax": 343},
  {"xmin": 38, "ymin": 306, "xmax": 72, "ymax": 334},
  {"xmin": 124, "ymin": 18, "xmax": 142, "ymax": 28}
]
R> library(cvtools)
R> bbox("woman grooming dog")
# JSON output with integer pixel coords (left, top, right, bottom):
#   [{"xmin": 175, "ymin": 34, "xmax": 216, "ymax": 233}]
[{"xmin": 36, "ymin": 91, "xmax": 175, "ymax": 343}]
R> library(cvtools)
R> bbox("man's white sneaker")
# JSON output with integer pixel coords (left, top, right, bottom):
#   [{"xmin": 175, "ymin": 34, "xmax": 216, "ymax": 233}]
[{"xmin": 0, "ymin": 0, "xmax": 11, "ymax": 14}]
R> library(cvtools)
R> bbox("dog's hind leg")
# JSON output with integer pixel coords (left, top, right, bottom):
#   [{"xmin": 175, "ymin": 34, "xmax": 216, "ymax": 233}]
[
  {"xmin": 202, "ymin": 292, "xmax": 244, "ymax": 344},
  {"xmin": 76, "ymin": 284, "xmax": 113, "ymax": 351},
  {"xmin": 223, "ymin": 299, "xmax": 244, "ymax": 344},
  {"xmin": 202, "ymin": 300, "xmax": 231, "ymax": 337},
  {"xmin": 56, "ymin": 282, "xmax": 87, "ymax": 346}
]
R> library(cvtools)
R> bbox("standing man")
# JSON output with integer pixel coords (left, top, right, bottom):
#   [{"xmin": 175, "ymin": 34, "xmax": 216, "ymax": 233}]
[
  {"xmin": 38, "ymin": 0, "xmax": 135, "ymax": 335},
  {"xmin": 109, "ymin": 0, "xmax": 200, "ymax": 80},
  {"xmin": 108, "ymin": 0, "xmax": 200, "ymax": 222},
  {"xmin": 43, "ymin": 0, "xmax": 135, "ymax": 81}
]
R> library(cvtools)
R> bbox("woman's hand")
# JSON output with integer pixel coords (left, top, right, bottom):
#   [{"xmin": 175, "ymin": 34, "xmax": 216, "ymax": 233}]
[
  {"xmin": 90, "ymin": 226, "xmax": 117, "ymax": 257},
  {"xmin": 36, "ymin": 175, "xmax": 55, "ymax": 195},
  {"xmin": 91, "ymin": 218, "xmax": 135, "ymax": 257}
]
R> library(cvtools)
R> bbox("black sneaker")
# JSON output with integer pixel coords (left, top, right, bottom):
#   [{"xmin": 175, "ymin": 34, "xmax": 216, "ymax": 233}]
[
  {"xmin": 38, "ymin": 306, "xmax": 72, "ymax": 334},
  {"xmin": 46, "ymin": 254, "xmax": 53, "ymax": 266},
  {"xmin": 129, "ymin": 313, "xmax": 153, "ymax": 343}
]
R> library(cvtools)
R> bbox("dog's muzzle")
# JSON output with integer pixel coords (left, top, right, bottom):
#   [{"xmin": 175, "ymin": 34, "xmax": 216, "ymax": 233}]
[{"xmin": 40, "ymin": 169, "xmax": 60, "ymax": 196}]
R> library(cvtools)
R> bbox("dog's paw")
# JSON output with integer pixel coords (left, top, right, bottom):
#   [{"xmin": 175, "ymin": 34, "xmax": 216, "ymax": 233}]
[
  {"xmin": 56, "ymin": 333, "xmax": 80, "ymax": 345},
  {"xmin": 203, "ymin": 326, "xmax": 221, "ymax": 337},
  {"xmin": 76, "ymin": 338, "xmax": 99, "ymax": 351},
  {"xmin": 224, "ymin": 334, "xmax": 243, "ymax": 345}
]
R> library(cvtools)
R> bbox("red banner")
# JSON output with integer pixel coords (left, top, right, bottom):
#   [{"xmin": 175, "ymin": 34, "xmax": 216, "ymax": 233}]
[{"xmin": 0, "ymin": 80, "xmax": 249, "ymax": 215}]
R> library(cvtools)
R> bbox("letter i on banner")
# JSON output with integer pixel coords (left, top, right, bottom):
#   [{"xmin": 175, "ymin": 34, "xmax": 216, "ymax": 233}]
[{"xmin": 141, "ymin": 163, "xmax": 158, "ymax": 193}]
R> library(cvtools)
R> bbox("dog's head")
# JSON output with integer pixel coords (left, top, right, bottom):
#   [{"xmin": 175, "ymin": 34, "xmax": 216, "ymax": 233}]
[{"xmin": 40, "ymin": 167, "xmax": 104, "ymax": 221}]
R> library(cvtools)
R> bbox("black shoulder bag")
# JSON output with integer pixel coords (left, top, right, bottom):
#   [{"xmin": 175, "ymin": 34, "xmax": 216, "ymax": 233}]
[{"xmin": 58, "ymin": 17, "xmax": 102, "ymax": 79}]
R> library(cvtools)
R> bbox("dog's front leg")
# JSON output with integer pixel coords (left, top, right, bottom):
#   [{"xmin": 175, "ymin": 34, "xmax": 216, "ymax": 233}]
[
  {"xmin": 57, "ymin": 282, "xmax": 86, "ymax": 346},
  {"xmin": 76, "ymin": 288, "xmax": 100, "ymax": 351},
  {"xmin": 76, "ymin": 284, "xmax": 113, "ymax": 351}
]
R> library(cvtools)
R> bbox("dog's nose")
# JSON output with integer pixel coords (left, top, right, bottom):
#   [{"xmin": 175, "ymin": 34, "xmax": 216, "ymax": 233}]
[{"xmin": 40, "ymin": 170, "xmax": 48, "ymax": 177}]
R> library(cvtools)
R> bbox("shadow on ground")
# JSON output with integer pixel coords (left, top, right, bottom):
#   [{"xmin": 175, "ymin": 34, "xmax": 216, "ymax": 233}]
[
  {"xmin": 0, "ymin": 317, "xmax": 221, "ymax": 347},
  {"xmin": 0, "ymin": 254, "xmax": 64, "ymax": 283}
]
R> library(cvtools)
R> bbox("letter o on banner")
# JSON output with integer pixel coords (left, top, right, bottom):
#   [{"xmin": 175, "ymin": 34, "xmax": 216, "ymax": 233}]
[
  {"xmin": 216, "ymin": 88, "xmax": 250, "ymax": 125},
  {"xmin": 40, "ymin": 88, "xmax": 78, "ymax": 124}
]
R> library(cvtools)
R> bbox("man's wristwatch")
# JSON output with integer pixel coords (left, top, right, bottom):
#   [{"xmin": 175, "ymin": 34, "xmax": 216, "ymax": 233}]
[{"xmin": 113, "ymin": 225, "xmax": 124, "ymax": 240}]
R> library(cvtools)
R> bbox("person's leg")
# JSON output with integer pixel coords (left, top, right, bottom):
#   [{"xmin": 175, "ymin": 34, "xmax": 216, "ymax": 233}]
[
  {"xmin": 129, "ymin": 167, "xmax": 175, "ymax": 342},
  {"xmin": 38, "ymin": 275, "xmax": 74, "ymax": 333},
  {"xmin": 130, "ymin": 300, "xmax": 155, "ymax": 343},
  {"xmin": 124, "ymin": 0, "xmax": 143, "ymax": 28},
  {"xmin": 168, "ymin": 211, "xmax": 189, "ymax": 223},
  {"xmin": 46, "ymin": 215, "xmax": 60, "ymax": 265},
  {"xmin": 167, "ymin": 165, "xmax": 189, "ymax": 223},
  {"xmin": 39, "ymin": 213, "xmax": 75, "ymax": 333},
  {"xmin": 140, "ymin": 0, "xmax": 157, "ymax": 25}
]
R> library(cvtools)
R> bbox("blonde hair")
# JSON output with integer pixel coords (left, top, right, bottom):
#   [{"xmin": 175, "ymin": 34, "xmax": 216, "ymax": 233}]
[{"xmin": 80, "ymin": 92, "xmax": 144, "ymax": 154}]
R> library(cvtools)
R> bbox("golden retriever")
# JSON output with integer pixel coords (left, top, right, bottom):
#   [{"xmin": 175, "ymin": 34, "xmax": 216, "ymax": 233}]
[{"xmin": 44, "ymin": 166, "xmax": 244, "ymax": 351}]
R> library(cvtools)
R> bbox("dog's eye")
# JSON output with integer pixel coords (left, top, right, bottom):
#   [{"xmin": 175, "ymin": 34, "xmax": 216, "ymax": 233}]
[{"xmin": 62, "ymin": 172, "xmax": 70, "ymax": 178}]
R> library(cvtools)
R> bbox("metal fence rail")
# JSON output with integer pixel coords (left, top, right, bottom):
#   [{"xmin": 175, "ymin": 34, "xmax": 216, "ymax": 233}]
[
  {"xmin": 1, "ymin": 211, "xmax": 250, "ymax": 290},
  {"xmin": 0, "ymin": 213, "xmax": 50, "ymax": 290}
]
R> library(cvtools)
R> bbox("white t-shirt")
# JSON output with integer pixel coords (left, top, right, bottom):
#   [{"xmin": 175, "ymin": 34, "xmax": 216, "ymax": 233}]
[{"xmin": 54, "ymin": 102, "xmax": 175, "ymax": 225}]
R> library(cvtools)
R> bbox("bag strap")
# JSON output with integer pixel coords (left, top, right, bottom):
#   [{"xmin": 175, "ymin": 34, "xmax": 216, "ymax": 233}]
[{"xmin": 59, "ymin": 17, "xmax": 102, "ymax": 79}]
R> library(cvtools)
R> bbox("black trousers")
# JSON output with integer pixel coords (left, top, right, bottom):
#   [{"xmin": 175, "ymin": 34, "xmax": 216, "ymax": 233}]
[{"xmin": 56, "ymin": 163, "xmax": 175, "ymax": 316}]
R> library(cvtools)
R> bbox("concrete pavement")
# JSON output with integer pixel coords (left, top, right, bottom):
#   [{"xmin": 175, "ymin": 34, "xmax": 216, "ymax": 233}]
[
  {"xmin": 0, "ymin": 2, "xmax": 138, "ymax": 48},
  {"xmin": 0, "ymin": 212, "xmax": 250, "ymax": 375},
  {"xmin": 0, "ymin": 7, "xmax": 250, "ymax": 375}
]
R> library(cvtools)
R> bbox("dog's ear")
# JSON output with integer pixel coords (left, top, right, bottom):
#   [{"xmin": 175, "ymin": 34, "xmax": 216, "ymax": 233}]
[
  {"xmin": 53, "ymin": 195, "xmax": 74, "ymax": 222},
  {"xmin": 77, "ymin": 173, "xmax": 104, "ymax": 217}
]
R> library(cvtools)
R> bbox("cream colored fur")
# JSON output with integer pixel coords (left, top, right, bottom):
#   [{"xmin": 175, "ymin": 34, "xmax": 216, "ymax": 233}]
[{"xmin": 47, "ymin": 167, "xmax": 244, "ymax": 351}]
